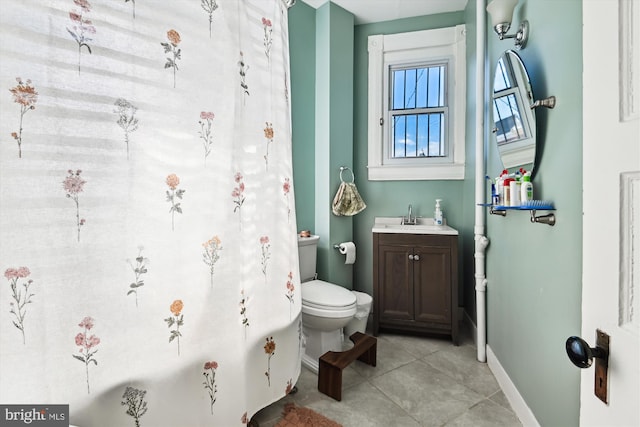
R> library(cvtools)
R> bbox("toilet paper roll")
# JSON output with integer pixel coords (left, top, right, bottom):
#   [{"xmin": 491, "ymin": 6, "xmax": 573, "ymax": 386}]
[{"xmin": 338, "ymin": 241, "xmax": 356, "ymax": 264}]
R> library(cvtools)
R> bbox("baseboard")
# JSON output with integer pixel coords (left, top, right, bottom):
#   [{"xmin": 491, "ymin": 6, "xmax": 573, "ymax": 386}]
[
  {"xmin": 486, "ymin": 345, "xmax": 540, "ymax": 427},
  {"xmin": 301, "ymin": 353, "xmax": 319, "ymax": 374}
]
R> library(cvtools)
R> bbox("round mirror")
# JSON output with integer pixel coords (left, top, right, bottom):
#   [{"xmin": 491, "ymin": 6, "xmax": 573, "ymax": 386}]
[{"xmin": 491, "ymin": 50, "xmax": 536, "ymax": 173}]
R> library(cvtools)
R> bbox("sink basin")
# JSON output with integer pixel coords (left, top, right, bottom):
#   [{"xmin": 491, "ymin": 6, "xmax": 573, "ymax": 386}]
[{"xmin": 372, "ymin": 217, "xmax": 458, "ymax": 235}]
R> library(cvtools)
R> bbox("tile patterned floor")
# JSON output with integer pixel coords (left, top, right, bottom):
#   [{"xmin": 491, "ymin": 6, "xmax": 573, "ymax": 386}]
[{"xmin": 251, "ymin": 326, "xmax": 522, "ymax": 427}]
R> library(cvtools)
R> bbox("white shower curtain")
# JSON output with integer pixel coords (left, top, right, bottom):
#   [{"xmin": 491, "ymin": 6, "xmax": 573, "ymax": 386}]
[{"xmin": 0, "ymin": 0, "xmax": 301, "ymax": 425}]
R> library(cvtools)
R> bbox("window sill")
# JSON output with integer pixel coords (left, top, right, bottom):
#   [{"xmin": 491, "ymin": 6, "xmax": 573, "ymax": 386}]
[{"xmin": 367, "ymin": 164, "xmax": 465, "ymax": 181}]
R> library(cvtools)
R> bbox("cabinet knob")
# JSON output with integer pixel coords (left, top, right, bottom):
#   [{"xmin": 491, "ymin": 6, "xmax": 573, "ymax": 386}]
[
  {"xmin": 408, "ymin": 254, "xmax": 414, "ymax": 260},
  {"xmin": 414, "ymin": 255, "xmax": 420, "ymax": 261}
]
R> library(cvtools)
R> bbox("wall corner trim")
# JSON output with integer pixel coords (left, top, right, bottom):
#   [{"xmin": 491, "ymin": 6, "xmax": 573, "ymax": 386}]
[{"xmin": 486, "ymin": 345, "xmax": 541, "ymax": 427}]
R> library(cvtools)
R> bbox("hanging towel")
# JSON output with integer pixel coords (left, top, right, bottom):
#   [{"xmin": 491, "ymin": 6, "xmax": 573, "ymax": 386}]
[{"xmin": 332, "ymin": 181, "xmax": 367, "ymax": 216}]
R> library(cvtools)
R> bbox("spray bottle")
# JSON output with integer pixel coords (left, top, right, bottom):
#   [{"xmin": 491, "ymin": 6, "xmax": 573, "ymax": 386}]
[{"xmin": 434, "ymin": 199, "xmax": 443, "ymax": 226}]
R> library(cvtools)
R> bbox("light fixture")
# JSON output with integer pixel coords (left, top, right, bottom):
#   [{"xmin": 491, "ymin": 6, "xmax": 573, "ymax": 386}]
[{"xmin": 486, "ymin": 0, "xmax": 529, "ymax": 50}]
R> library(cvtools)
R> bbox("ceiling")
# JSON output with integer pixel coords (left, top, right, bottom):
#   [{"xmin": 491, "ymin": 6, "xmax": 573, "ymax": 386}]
[{"xmin": 300, "ymin": 0, "xmax": 468, "ymax": 25}]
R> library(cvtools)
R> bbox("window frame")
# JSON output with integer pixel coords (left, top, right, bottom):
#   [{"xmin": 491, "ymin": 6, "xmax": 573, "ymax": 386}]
[{"xmin": 367, "ymin": 25, "xmax": 466, "ymax": 180}]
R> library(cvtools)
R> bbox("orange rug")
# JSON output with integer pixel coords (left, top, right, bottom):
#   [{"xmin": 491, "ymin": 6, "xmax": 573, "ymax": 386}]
[{"xmin": 275, "ymin": 403, "xmax": 343, "ymax": 427}]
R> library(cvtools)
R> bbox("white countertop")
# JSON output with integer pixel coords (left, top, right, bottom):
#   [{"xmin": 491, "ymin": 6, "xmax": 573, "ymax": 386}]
[{"xmin": 372, "ymin": 217, "xmax": 459, "ymax": 235}]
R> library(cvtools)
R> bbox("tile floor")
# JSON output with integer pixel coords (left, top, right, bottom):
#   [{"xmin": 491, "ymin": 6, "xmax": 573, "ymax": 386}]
[{"xmin": 251, "ymin": 325, "xmax": 522, "ymax": 427}]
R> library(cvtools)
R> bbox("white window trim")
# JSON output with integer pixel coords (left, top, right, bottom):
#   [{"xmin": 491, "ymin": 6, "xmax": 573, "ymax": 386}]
[{"xmin": 367, "ymin": 25, "xmax": 466, "ymax": 181}]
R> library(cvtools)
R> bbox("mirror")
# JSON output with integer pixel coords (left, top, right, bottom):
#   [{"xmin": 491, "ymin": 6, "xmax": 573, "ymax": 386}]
[{"xmin": 491, "ymin": 50, "xmax": 536, "ymax": 172}]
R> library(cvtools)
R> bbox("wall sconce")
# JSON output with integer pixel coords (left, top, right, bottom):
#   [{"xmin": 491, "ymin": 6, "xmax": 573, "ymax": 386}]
[{"xmin": 486, "ymin": 0, "xmax": 529, "ymax": 50}]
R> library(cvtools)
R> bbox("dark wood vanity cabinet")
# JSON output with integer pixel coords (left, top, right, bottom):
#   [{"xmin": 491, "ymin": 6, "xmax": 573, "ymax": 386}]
[{"xmin": 373, "ymin": 233, "xmax": 458, "ymax": 345}]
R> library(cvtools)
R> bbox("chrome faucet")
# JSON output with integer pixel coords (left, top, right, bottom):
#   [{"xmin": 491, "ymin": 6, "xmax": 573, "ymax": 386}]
[{"xmin": 402, "ymin": 204, "xmax": 417, "ymax": 225}]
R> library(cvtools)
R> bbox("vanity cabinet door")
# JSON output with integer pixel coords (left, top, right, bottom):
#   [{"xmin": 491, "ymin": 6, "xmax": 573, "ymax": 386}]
[
  {"xmin": 378, "ymin": 242, "xmax": 414, "ymax": 322},
  {"xmin": 414, "ymin": 244, "xmax": 451, "ymax": 326}
]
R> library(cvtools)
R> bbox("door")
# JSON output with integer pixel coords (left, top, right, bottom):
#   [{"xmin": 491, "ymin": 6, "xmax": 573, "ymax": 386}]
[
  {"xmin": 414, "ymin": 245, "xmax": 451, "ymax": 325},
  {"xmin": 582, "ymin": 1, "xmax": 639, "ymax": 425},
  {"xmin": 378, "ymin": 243, "xmax": 414, "ymax": 321}
]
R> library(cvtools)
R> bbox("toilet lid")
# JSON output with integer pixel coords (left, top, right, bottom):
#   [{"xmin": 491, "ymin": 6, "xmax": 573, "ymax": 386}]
[{"xmin": 302, "ymin": 280, "xmax": 357, "ymax": 309}]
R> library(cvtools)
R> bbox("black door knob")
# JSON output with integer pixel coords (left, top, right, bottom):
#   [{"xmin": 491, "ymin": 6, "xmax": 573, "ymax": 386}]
[{"xmin": 565, "ymin": 336, "xmax": 607, "ymax": 368}]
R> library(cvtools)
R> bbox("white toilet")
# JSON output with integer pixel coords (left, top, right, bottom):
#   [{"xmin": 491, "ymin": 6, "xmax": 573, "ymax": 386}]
[{"xmin": 298, "ymin": 235, "xmax": 357, "ymax": 373}]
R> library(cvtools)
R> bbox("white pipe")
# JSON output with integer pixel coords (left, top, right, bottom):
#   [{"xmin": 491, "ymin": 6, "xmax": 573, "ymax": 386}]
[
  {"xmin": 474, "ymin": 0, "xmax": 488, "ymax": 363},
  {"xmin": 475, "ymin": 235, "xmax": 489, "ymax": 361}
]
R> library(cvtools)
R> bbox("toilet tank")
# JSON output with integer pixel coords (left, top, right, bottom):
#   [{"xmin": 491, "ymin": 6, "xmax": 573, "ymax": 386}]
[{"xmin": 297, "ymin": 235, "xmax": 320, "ymax": 282}]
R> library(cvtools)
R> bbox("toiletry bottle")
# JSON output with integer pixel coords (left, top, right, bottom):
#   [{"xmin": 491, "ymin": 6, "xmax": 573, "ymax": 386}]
[
  {"xmin": 510, "ymin": 179, "xmax": 520, "ymax": 206},
  {"xmin": 521, "ymin": 172, "xmax": 533, "ymax": 203},
  {"xmin": 503, "ymin": 178, "xmax": 512, "ymax": 206},
  {"xmin": 434, "ymin": 199, "xmax": 443, "ymax": 225},
  {"xmin": 497, "ymin": 170, "xmax": 508, "ymax": 205},
  {"xmin": 511, "ymin": 171, "xmax": 522, "ymax": 207}
]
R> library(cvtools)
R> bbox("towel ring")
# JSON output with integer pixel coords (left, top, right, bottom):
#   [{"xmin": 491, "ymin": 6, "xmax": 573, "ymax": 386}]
[{"xmin": 339, "ymin": 166, "xmax": 355, "ymax": 183}]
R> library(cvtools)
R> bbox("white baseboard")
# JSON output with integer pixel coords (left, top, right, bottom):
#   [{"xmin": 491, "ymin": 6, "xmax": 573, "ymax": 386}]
[
  {"xmin": 487, "ymin": 345, "xmax": 540, "ymax": 427},
  {"xmin": 301, "ymin": 353, "xmax": 319, "ymax": 374}
]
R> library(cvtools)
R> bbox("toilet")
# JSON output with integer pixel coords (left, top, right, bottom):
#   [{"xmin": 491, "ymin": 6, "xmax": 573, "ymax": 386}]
[{"xmin": 298, "ymin": 235, "xmax": 357, "ymax": 373}]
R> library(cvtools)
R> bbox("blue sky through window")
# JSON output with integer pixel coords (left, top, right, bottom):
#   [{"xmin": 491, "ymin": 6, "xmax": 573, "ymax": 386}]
[{"xmin": 391, "ymin": 65, "xmax": 446, "ymax": 158}]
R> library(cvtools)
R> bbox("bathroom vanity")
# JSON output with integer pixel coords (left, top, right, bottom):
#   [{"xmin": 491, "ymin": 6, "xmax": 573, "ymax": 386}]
[{"xmin": 372, "ymin": 218, "xmax": 459, "ymax": 344}]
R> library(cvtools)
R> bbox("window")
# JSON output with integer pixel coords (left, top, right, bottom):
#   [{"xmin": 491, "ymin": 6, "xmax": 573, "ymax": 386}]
[
  {"xmin": 490, "ymin": 51, "xmax": 535, "ymax": 169},
  {"xmin": 492, "ymin": 55, "xmax": 529, "ymax": 146},
  {"xmin": 389, "ymin": 64, "xmax": 447, "ymax": 159},
  {"xmin": 368, "ymin": 26, "xmax": 466, "ymax": 180}
]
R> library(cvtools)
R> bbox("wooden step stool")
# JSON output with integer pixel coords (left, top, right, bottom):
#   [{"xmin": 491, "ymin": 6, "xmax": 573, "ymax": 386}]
[{"xmin": 317, "ymin": 331, "xmax": 377, "ymax": 401}]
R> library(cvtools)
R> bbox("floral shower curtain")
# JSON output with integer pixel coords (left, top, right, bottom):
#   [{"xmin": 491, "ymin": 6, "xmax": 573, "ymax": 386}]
[{"xmin": 0, "ymin": 1, "xmax": 301, "ymax": 425}]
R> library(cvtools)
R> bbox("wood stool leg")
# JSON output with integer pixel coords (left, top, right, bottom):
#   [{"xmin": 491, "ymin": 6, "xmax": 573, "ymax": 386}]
[
  {"xmin": 318, "ymin": 359, "xmax": 343, "ymax": 401},
  {"xmin": 357, "ymin": 341, "xmax": 376, "ymax": 366}
]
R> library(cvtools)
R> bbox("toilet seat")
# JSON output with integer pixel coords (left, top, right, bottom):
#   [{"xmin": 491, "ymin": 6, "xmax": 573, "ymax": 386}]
[{"xmin": 302, "ymin": 280, "xmax": 356, "ymax": 318}]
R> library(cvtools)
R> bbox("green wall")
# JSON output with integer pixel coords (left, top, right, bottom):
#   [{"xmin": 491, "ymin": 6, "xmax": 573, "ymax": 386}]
[
  {"xmin": 484, "ymin": 1, "xmax": 582, "ymax": 426},
  {"xmin": 289, "ymin": 2, "xmax": 316, "ymax": 233},
  {"xmin": 289, "ymin": 0, "xmax": 582, "ymax": 425},
  {"xmin": 314, "ymin": 2, "xmax": 355, "ymax": 287}
]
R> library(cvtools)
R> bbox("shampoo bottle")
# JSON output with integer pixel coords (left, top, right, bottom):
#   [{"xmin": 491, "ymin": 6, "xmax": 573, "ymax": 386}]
[
  {"xmin": 434, "ymin": 199, "xmax": 443, "ymax": 225},
  {"xmin": 521, "ymin": 172, "xmax": 533, "ymax": 203}
]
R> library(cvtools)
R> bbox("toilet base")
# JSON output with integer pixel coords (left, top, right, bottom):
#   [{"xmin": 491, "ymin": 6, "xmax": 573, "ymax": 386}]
[
  {"xmin": 301, "ymin": 353, "xmax": 320, "ymax": 373},
  {"xmin": 302, "ymin": 326, "xmax": 344, "ymax": 373}
]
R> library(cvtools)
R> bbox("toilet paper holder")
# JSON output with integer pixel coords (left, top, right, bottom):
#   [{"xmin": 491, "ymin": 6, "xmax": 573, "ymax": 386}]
[
  {"xmin": 333, "ymin": 243, "xmax": 354, "ymax": 250},
  {"xmin": 334, "ymin": 242, "xmax": 356, "ymax": 265}
]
